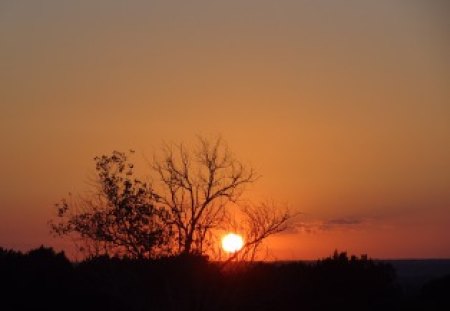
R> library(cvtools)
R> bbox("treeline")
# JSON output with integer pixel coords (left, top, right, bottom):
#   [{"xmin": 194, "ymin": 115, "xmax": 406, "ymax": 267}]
[{"xmin": 0, "ymin": 246, "xmax": 449, "ymax": 310}]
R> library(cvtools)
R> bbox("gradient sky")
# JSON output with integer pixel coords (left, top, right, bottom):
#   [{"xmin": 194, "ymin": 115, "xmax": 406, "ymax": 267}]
[{"xmin": 1, "ymin": 0, "xmax": 449, "ymax": 259}]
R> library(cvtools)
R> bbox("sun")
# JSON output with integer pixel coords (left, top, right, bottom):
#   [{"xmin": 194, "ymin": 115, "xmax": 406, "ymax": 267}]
[{"xmin": 221, "ymin": 233, "xmax": 244, "ymax": 253}]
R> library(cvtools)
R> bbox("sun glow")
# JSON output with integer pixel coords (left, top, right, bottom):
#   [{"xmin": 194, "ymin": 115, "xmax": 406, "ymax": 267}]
[{"xmin": 221, "ymin": 233, "xmax": 244, "ymax": 253}]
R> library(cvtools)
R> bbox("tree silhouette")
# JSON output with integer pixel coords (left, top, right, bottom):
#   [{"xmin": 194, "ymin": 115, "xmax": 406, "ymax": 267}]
[
  {"xmin": 152, "ymin": 137, "xmax": 257, "ymax": 255},
  {"xmin": 236, "ymin": 202, "xmax": 291, "ymax": 261},
  {"xmin": 50, "ymin": 151, "xmax": 172, "ymax": 259},
  {"xmin": 50, "ymin": 137, "xmax": 292, "ymax": 259}
]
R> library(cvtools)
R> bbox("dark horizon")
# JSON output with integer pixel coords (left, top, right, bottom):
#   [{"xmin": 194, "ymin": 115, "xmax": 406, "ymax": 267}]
[{"xmin": 2, "ymin": 245, "xmax": 450, "ymax": 310}]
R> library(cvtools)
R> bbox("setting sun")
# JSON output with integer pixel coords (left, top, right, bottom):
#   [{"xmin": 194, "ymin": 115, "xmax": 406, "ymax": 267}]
[{"xmin": 221, "ymin": 233, "xmax": 244, "ymax": 253}]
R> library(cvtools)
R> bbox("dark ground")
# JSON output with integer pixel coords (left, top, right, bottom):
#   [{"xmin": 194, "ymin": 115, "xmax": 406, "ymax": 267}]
[{"xmin": 1, "ymin": 246, "xmax": 449, "ymax": 311}]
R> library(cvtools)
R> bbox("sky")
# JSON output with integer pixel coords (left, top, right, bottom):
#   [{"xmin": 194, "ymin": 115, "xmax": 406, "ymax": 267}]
[{"xmin": 1, "ymin": 0, "xmax": 449, "ymax": 259}]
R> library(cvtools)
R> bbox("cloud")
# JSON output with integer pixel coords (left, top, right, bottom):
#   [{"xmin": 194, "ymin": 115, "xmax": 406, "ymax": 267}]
[
  {"xmin": 282, "ymin": 216, "xmax": 367, "ymax": 235},
  {"xmin": 274, "ymin": 203, "xmax": 450, "ymax": 236},
  {"xmin": 325, "ymin": 218, "xmax": 362, "ymax": 226}
]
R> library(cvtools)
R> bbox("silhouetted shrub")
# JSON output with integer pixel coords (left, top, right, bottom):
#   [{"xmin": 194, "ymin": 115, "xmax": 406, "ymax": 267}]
[{"xmin": 0, "ymin": 246, "xmax": 75, "ymax": 310}]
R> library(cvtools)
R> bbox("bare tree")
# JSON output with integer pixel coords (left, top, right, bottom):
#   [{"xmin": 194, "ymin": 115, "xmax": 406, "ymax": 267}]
[
  {"xmin": 240, "ymin": 202, "xmax": 291, "ymax": 261},
  {"xmin": 152, "ymin": 137, "xmax": 257, "ymax": 255},
  {"xmin": 219, "ymin": 202, "xmax": 292, "ymax": 264},
  {"xmin": 50, "ymin": 151, "xmax": 172, "ymax": 259}
]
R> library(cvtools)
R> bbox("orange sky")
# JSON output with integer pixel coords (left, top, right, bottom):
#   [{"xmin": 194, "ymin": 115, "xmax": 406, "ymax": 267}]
[{"xmin": 1, "ymin": 0, "xmax": 449, "ymax": 259}]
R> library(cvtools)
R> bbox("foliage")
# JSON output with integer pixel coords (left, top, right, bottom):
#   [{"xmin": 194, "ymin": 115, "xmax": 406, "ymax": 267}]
[{"xmin": 50, "ymin": 151, "xmax": 172, "ymax": 259}]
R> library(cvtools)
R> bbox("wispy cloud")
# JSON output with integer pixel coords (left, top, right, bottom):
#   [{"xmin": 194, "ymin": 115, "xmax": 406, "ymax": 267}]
[
  {"xmin": 282, "ymin": 216, "xmax": 368, "ymax": 235},
  {"xmin": 325, "ymin": 218, "xmax": 362, "ymax": 226}
]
